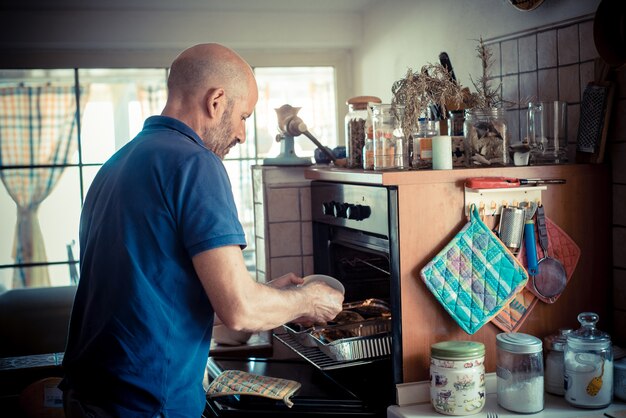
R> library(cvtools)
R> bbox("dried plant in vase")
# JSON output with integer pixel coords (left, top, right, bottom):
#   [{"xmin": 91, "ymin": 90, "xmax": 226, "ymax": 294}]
[
  {"xmin": 463, "ymin": 37, "xmax": 510, "ymax": 166},
  {"xmin": 391, "ymin": 64, "xmax": 465, "ymax": 139}
]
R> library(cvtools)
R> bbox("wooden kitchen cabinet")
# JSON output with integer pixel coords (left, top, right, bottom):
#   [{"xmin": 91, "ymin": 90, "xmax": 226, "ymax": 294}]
[{"xmin": 306, "ymin": 163, "xmax": 611, "ymax": 383}]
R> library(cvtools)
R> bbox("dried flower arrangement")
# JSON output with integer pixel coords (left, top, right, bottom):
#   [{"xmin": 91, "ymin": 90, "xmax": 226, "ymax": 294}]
[
  {"xmin": 466, "ymin": 36, "xmax": 503, "ymax": 109},
  {"xmin": 391, "ymin": 63, "xmax": 465, "ymax": 139}
]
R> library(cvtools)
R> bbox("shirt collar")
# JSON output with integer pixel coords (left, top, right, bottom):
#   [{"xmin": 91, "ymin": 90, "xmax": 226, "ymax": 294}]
[{"xmin": 143, "ymin": 115, "xmax": 204, "ymax": 147}]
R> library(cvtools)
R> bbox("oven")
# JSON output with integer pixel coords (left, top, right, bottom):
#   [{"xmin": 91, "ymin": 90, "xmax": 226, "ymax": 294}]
[{"xmin": 204, "ymin": 181, "xmax": 402, "ymax": 418}]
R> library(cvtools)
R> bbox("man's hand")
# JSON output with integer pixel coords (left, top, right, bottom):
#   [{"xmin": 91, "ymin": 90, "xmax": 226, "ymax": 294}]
[{"xmin": 267, "ymin": 272, "xmax": 304, "ymax": 289}]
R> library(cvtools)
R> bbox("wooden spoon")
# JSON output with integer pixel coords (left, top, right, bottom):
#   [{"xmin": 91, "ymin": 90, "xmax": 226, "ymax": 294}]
[{"xmin": 586, "ymin": 360, "xmax": 605, "ymax": 396}]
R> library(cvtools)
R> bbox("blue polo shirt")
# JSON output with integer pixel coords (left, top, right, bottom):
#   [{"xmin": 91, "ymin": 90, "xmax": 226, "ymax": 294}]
[{"xmin": 62, "ymin": 116, "xmax": 246, "ymax": 417}]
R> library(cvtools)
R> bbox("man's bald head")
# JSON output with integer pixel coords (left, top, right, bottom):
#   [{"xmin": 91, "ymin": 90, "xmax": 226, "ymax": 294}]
[{"xmin": 164, "ymin": 43, "xmax": 256, "ymax": 112}]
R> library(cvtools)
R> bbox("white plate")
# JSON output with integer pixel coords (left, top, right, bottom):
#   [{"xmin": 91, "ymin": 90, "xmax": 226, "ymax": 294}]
[{"xmin": 302, "ymin": 274, "xmax": 345, "ymax": 295}]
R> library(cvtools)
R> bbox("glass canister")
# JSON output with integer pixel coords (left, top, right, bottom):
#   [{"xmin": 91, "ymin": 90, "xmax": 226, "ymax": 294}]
[
  {"xmin": 345, "ymin": 96, "xmax": 381, "ymax": 169},
  {"xmin": 544, "ymin": 328, "xmax": 573, "ymax": 395},
  {"xmin": 496, "ymin": 332, "xmax": 544, "ymax": 413},
  {"xmin": 564, "ymin": 312, "xmax": 613, "ymax": 408},
  {"xmin": 412, "ymin": 118, "xmax": 438, "ymax": 169},
  {"xmin": 430, "ymin": 341, "xmax": 486, "ymax": 416},
  {"xmin": 464, "ymin": 108, "xmax": 508, "ymax": 166},
  {"xmin": 372, "ymin": 104, "xmax": 408, "ymax": 170}
]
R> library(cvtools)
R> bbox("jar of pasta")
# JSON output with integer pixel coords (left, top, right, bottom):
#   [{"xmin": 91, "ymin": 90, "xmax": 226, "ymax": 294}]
[{"xmin": 371, "ymin": 104, "xmax": 407, "ymax": 170}]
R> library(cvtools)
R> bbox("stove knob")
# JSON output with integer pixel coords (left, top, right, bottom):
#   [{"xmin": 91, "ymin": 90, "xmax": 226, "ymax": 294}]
[
  {"xmin": 346, "ymin": 204, "xmax": 371, "ymax": 221},
  {"xmin": 322, "ymin": 201, "xmax": 335, "ymax": 216},
  {"xmin": 333, "ymin": 202, "xmax": 348, "ymax": 218}
]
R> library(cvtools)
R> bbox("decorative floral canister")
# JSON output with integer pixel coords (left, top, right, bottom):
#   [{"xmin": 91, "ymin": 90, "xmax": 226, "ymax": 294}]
[{"xmin": 430, "ymin": 341, "xmax": 486, "ymax": 415}]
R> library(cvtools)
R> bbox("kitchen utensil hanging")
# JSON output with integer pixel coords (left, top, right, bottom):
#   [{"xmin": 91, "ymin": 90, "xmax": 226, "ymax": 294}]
[{"xmin": 532, "ymin": 205, "xmax": 568, "ymax": 300}]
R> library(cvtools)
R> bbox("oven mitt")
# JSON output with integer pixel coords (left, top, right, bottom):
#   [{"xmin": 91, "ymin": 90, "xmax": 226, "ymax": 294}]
[
  {"xmin": 420, "ymin": 204, "xmax": 529, "ymax": 334},
  {"xmin": 206, "ymin": 370, "xmax": 301, "ymax": 408}
]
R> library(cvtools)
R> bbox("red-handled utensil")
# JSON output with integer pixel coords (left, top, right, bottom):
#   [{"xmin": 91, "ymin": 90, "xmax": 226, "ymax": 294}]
[{"xmin": 465, "ymin": 177, "xmax": 566, "ymax": 189}]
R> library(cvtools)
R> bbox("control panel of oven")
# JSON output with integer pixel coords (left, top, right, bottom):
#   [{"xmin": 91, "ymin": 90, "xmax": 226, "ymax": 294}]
[{"xmin": 310, "ymin": 182, "xmax": 390, "ymax": 237}]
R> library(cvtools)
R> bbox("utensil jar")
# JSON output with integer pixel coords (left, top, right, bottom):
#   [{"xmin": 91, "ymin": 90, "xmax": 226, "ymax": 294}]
[{"xmin": 430, "ymin": 341, "xmax": 485, "ymax": 415}]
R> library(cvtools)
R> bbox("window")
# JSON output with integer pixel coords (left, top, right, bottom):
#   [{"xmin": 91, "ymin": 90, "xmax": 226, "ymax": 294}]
[{"xmin": 0, "ymin": 66, "xmax": 337, "ymax": 290}]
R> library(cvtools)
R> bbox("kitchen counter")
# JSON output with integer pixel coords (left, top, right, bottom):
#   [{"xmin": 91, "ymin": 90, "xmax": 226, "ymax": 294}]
[
  {"xmin": 304, "ymin": 163, "xmax": 595, "ymax": 186},
  {"xmin": 388, "ymin": 393, "xmax": 626, "ymax": 418}
]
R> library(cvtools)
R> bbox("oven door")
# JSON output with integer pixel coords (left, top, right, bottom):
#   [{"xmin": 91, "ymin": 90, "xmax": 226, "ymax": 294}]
[{"xmin": 203, "ymin": 357, "xmax": 389, "ymax": 417}]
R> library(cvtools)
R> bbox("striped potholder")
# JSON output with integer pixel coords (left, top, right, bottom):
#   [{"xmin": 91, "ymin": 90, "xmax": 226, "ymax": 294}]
[
  {"xmin": 420, "ymin": 205, "xmax": 529, "ymax": 334},
  {"xmin": 206, "ymin": 370, "xmax": 301, "ymax": 408}
]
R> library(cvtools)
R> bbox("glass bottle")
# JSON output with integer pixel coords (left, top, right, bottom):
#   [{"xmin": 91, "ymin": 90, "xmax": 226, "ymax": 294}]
[
  {"xmin": 430, "ymin": 341, "xmax": 486, "ymax": 416},
  {"xmin": 464, "ymin": 108, "xmax": 508, "ymax": 166},
  {"xmin": 372, "ymin": 104, "xmax": 407, "ymax": 170},
  {"xmin": 496, "ymin": 332, "xmax": 544, "ymax": 413},
  {"xmin": 412, "ymin": 118, "xmax": 438, "ymax": 169},
  {"xmin": 345, "ymin": 96, "xmax": 381, "ymax": 169},
  {"xmin": 544, "ymin": 328, "xmax": 573, "ymax": 395},
  {"xmin": 564, "ymin": 312, "xmax": 613, "ymax": 408}
]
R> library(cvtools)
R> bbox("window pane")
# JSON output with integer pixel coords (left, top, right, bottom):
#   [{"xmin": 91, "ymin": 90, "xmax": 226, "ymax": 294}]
[
  {"xmin": 254, "ymin": 67, "xmax": 337, "ymax": 159},
  {"xmin": 78, "ymin": 69, "xmax": 167, "ymax": 164}
]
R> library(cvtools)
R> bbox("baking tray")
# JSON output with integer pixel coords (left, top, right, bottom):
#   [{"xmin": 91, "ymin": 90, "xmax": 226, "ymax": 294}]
[
  {"xmin": 309, "ymin": 318, "xmax": 392, "ymax": 361},
  {"xmin": 282, "ymin": 322, "xmax": 322, "ymax": 348}
]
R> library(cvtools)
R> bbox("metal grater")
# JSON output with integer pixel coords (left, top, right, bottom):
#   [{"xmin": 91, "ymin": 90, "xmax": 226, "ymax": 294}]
[
  {"xmin": 577, "ymin": 84, "xmax": 609, "ymax": 153},
  {"xmin": 498, "ymin": 206, "xmax": 526, "ymax": 252}
]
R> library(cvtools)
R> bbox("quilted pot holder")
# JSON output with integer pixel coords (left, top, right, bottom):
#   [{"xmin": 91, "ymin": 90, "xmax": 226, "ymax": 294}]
[
  {"xmin": 206, "ymin": 370, "xmax": 301, "ymax": 408},
  {"xmin": 420, "ymin": 204, "xmax": 529, "ymax": 335}
]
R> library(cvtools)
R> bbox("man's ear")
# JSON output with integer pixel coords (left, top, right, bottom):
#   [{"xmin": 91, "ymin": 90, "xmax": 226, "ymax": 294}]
[{"xmin": 206, "ymin": 87, "xmax": 226, "ymax": 120}]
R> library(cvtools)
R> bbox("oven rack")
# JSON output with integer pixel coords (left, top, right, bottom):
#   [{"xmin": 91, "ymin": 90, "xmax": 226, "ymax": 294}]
[{"xmin": 274, "ymin": 330, "xmax": 387, "ymax": 371}]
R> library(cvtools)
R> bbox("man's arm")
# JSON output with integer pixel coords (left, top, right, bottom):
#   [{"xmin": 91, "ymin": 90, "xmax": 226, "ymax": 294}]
[{"xmin": 192, "ymin": 245, "xmax": 343, "ymax": 332}]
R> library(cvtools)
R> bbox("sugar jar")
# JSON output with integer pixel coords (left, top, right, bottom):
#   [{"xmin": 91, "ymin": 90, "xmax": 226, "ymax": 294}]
[
  {"xmin": 544, "ymin": 328, "xmax": 573, "ymax": 395},
  {"xmin": 564, "ymin": 312, "xmax": 613, "ymax": 408},
  {"xmin": 430, "ymin": 341, "xmax": 485, "ymax": 416},
  {"xmin": 464, "ymin": 108, "xmax": 508, "ymax": 166},
  {"xmin": 345, "ymin": 96, "xmax": 381, "ymax": 169},
  {"xmin": 496, "ymin": 332, "xmax": 544, "ymax": 413}
]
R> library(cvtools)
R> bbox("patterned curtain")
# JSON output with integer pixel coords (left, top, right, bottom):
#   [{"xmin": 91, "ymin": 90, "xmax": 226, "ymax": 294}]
[
  {"xmin": 0, "ymin": 85, "xmax": 87, "ymax": 288},
  {"xmin": 136, "ymin": 84, "xmax": 167, "ymax": 119}
]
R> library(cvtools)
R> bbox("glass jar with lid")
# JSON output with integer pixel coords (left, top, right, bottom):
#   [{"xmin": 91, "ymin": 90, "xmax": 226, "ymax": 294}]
[
  {"xmin": 430, "ymin": 341, "xmax": 485, "ymax": 416},
  {"xmin": 544, "ymin": 328, "xmax": 573, "ymax": 395},
  {"xmin": 464, "ymin": 108, "xmax": 508, "ymax": 166},
  {"xmin": 372, "ymin": 104, "xmax": 408, "ymax": 170},
  {"xmin": 496, "ymin": 332, "xmax": 544, "ymax": 413},
  {"xmin": 564, "ymin": 312, "xmax": 613, "ymax": 408},
  {"xmin": 345, "ymin": 96, "xmax": 381, "ymax": 169}
]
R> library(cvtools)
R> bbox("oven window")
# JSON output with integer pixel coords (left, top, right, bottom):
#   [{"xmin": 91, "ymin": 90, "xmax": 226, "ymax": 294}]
[{"xmin": 329, "ymin": 242, "xmax": 390, "ymax": 303}]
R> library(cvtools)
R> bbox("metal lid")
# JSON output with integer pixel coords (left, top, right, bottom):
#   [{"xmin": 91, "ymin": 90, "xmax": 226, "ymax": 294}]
[
  {"xmin": 567, "ymin": 312, "xmax": 611, "ymax": 349},
  {"xmin": 496, "ymin": 332, "xmax": 543, "ymax": 354},
  {"xmin": 544, "ymin": 328, "xmax": 573, "ymax": 352},
  {"xmin": 431, "ymin": 341, "xmax": 485, "ymax": 360}
]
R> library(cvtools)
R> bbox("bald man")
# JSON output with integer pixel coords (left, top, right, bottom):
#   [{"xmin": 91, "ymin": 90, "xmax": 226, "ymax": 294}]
[{"xmin": 60, "ymin": 43, "xmax": 343, "ymax": 418}]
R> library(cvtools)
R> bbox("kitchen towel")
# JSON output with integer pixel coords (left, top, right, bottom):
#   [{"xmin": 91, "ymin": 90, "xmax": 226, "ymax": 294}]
[
  {"xmin": 421, "ymin": 204, "xmax": 529, "ymax": 334},
  {"xmin": 492, "ymin": 216, "xmax": 581, "ymax": 332},
  {"xmin": 206, "ymin": 370, "xmax": 301, "ymax": 408}
]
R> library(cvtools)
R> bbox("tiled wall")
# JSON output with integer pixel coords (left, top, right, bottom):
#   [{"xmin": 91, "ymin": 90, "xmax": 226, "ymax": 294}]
[
  {"xmin": 487, "ymin": 15, "xmax": 626, "ymax": 345},
  {"xmin": 252, "ymin": 165, "xmax": 314, "ymax": 284}
]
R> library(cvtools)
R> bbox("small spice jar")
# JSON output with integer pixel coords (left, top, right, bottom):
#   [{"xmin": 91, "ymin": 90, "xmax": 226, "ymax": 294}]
[
  {"xmin": 564, "ymin": 312, "xmax": 613, "ymax": 409},
  {"xmin": 496, "ymin": 332, "xmax": 544, "ymax": 413},
  {"xmin": 464, "ymin": 108, "xmax": 508, "ymax": 166},
  {"xmin": 430, "ymin": 341, "xmax": 485, "ymax": 416},
  {"xmin": 544, "ymin": 328, "xmax": 573, "ymax": 395},
  {"xmin": 345, "ymin": 96, "xmax": 381, "ymax": 169}
]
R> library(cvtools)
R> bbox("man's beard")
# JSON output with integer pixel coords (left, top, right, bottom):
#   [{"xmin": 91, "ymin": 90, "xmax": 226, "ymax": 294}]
[{"xmin": 202, "ymin": 106, "xmax": 236, "ymax": 159}]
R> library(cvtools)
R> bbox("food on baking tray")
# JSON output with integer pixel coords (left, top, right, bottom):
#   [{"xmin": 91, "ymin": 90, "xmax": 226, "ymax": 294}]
[
  {"xmin": 330, "ymin": 310, "xmax": 364, "ymax": 324},
  {"xmin": 312, "ymin": 327, "xmax": 357, "ymax": 343}
]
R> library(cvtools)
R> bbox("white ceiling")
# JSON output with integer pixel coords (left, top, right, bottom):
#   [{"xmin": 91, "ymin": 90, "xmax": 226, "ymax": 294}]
[{"xmin": 3, "ymin": 0, "xmax": 376, "ymax": 13}]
